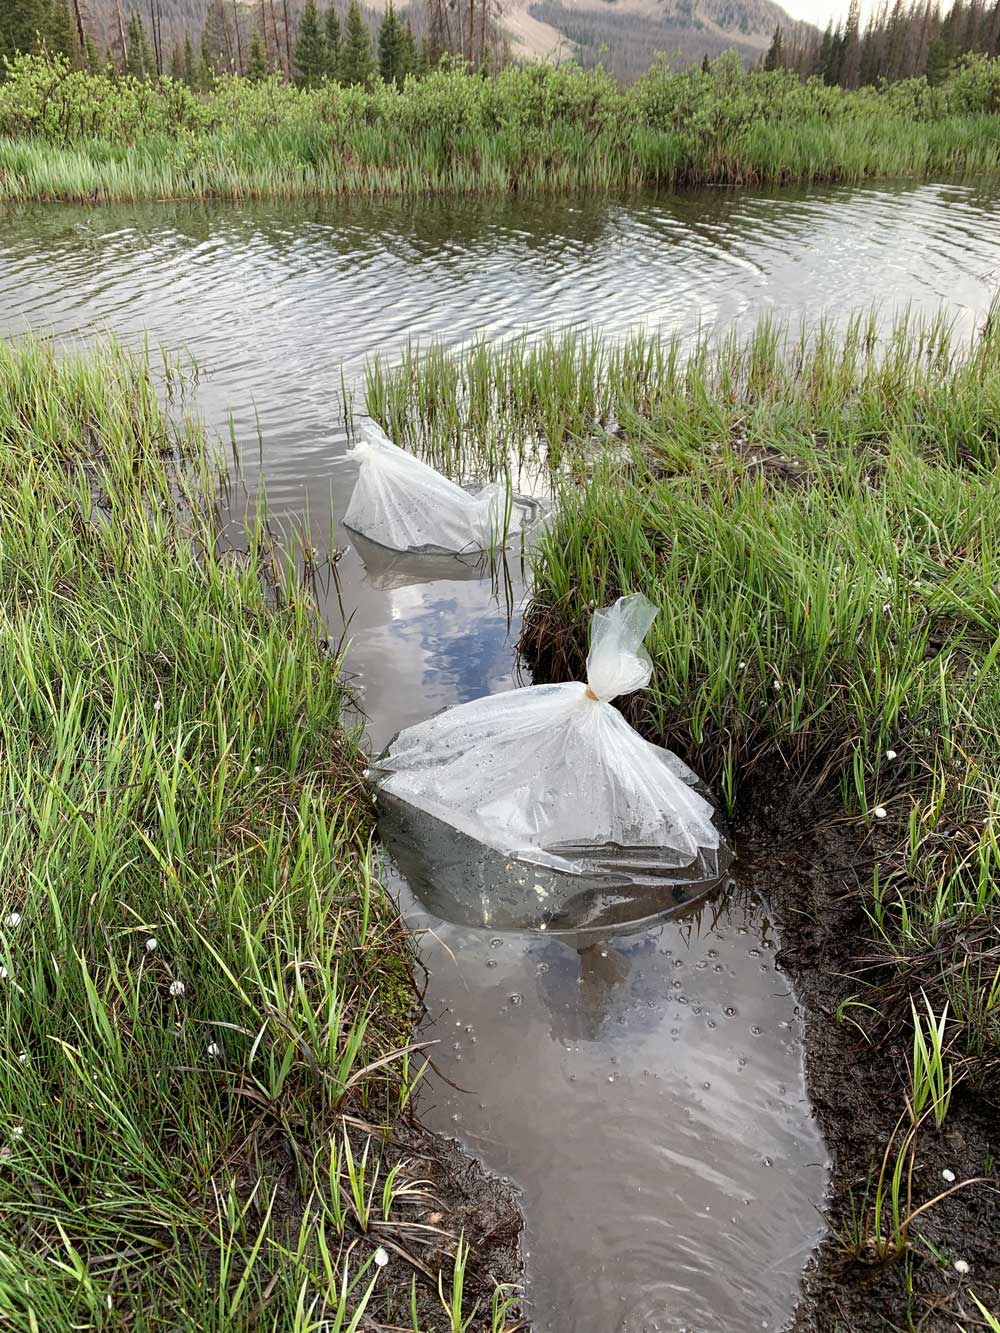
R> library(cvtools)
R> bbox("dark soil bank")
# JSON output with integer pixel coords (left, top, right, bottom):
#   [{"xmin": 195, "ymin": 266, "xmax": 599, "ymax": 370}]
[{"xmin": 737, "ymin": 789, "xmax": 1000, "ymax": 1332}]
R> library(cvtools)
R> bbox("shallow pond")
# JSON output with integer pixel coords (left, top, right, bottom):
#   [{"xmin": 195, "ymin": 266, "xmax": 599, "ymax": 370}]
[{"xmin": 2, "ymin": 178, "xmax": 997, "ymax": 1331}]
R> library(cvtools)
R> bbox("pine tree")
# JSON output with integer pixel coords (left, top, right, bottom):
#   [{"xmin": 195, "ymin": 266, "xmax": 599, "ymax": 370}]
[
  {"xmin": 0, "ymin": 0, "xmax": 43, "ymax": 67},
  {"xmin": 84, "ymin": 31, "xmax": 103, "ymax": 71},
  {"xmin": 169, "ymin": 38, "xmax": 184, "ymax": 78},
  {"xmin": 48, "ymin": 0, "xmax": 81, "ymax": 63},
  {"xmin": 246, "ymin": 26, "xmax": 268, "ymax": 79},
  {"xmin": 294, "ymin": 0, "xmax": 328, "ymax": 83},
  {"xmin": 399, "ymin": 17, "xmax": 417, "ymax": 78},
  {"xmin": 377, "ymin": 0, "xmax": 402, "ymax": 83},
  {"xmin": 418, "ymin": 32, "xmax": 432, "ymax": 74},
  {"xmin": 126, "ymin": 11, "xmax": 155, "ymax": 78},
  {"xmin": 183, "ymin": 31, "xmax": 196, "ymax": 84},
  {"xmin": 324, "ymin": 5, "xmax": 341, "ymax": 75},
  {"xmin": 338, "ymin": 0, "xmax": 373, "ymax": 84},
  {"xmin": 815, "ymin": 21, "xmax": 833, "ymax": 79},
  {"xmin": 763, "ymin": 23, "xmax": 783, "ymax": 68},
  {"xmin": 701, "ymin": 52, "xmax": 710, "ymax": 72}
]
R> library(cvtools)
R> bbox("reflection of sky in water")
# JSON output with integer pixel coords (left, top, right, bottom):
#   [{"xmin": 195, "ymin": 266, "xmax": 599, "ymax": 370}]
[{"xmin": 348, "ymin": 577, "xmax": 522, "ymax": 750}]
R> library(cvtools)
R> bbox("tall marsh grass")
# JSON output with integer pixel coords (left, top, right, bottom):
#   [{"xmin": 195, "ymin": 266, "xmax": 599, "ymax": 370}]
[
  {"xmin": 2, "ymin": 51, "xmax": 1000, "ymax": 202},
  {"xmin": 0, "ymin": 335, "xmax": 504, "ymax": 1327}
]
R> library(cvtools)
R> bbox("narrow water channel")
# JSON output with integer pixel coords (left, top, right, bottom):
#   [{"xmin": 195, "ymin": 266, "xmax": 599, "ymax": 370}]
[{"xmin": 2, "ymin": 179, "xmax": 997, "ymax": 1330}]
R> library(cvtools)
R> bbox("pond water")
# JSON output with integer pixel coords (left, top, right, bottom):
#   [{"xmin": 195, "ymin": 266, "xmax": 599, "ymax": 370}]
[{"xmin": 2, "ymin": 178, "xmax": 997, "ymax": 1332}]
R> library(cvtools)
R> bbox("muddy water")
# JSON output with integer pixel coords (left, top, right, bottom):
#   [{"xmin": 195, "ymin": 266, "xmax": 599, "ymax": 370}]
[{"xmin": 3, "ymin": 179, "xmax": 998, "ymax": 1331}]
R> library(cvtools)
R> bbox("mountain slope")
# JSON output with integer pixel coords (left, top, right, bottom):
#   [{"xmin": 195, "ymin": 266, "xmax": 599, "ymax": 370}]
[
  {"xmin": 82, "ymin": 0, "xmax": 811, "ymax": 77},
  {"xmin": 517, "ymin": 0, "xmax": 815, "ymax": 76}
]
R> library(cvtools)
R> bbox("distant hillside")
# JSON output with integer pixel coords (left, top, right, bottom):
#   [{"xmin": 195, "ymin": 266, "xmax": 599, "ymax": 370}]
[
  {"xmin": 521, "ymin": 0, "xmax": 816, "ymax": 79},
  {"xmin": 81, "ymin": 0, "xmax": 812, "ymax": 75}
]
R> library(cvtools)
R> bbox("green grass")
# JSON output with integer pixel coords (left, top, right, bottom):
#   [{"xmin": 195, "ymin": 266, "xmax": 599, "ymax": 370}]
[
  {"xmin": 0, "ymin": 335, "xmax": 515, "ymax": 1330},
  {"xmin": 1, "ymin": 51, "xmax": 1000, "ymax": 202},
  {"xmin": 364, "ymin": 305, "xmax": 1000, "ymax": 1263}
]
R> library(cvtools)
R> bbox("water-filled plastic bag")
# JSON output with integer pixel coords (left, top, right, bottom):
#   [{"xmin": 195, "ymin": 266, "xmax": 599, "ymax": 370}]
[
  {"xmin": 344, "ymin": 420, "xmax": 510, "ymax": 554},
  {"xmin": 376, "ymin": 594, "xmax": 724, "ymax": 878}
]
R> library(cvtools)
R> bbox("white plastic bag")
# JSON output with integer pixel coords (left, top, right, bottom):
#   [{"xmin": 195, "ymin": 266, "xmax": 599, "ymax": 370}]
[
  {"xmin": 377, "ymin": 594, "xmax": 723, "ymax": 877},
  {"xmin": 344, "ymin": 420, "xmax": 507, "ymax": 554}
]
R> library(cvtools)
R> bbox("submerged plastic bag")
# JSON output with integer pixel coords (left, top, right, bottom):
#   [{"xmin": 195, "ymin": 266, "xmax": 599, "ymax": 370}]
[
  {"xmin": 344, "ymin": 420, "xmax": 508, "ymax": 554},
  {"xmin": 377, "ymin": 594, "xmax": 723, "ymax": 878}
]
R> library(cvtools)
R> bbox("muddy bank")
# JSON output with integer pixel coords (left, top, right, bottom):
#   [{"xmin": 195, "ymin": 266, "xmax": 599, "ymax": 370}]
[
  {"xmin": 737, "ymin": 788, "xmax": 1000, "ymax": 1331},
  {"xmin": 367, "ymin": 1119, "xmax": 525, "ymax": 1327}
]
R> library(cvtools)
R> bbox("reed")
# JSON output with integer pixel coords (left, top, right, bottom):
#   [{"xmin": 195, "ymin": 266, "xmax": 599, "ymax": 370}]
[{"xmin": 2, "ymin": 51, "xmax": 1000, "ymax": 202}]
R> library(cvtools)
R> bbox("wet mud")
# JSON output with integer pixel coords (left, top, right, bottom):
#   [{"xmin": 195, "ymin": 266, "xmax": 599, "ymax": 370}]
[{"xmin": 737, "ymin": 787, "xmax": 1000, "ymax": 1331}]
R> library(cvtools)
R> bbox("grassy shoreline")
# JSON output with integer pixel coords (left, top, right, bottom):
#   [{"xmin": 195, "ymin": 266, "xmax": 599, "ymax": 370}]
[
  {"xmin": 2, "ymin": 53, "xmax": 1000, "ymax": 202},
  {"xmin": 366, "ymin": 309, "xmax": 1000, "ymax": 1325},
  {"xmin": 0, "ymin": 335, "xmax": 519, "ymax": 1330}
]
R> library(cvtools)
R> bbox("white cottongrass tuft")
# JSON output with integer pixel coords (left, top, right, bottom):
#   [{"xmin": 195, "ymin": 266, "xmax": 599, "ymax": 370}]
[
  {"xmin": 145, "ymin": 937, "xmax": 158, "ymax": 952},
  {"xmin": 169, "ymin": 979, "xmax": 186, "ymax": 997},
  {"xmin": 953, "ymin": 1258, "xmax": 970, "ymax": 1275},
  {"xmin": 11, "ymin": 1126, "xmax": 23, "ymax": 1139},
  {"xmin": 207, "ymin": 1042, "xmax": 221, "ymax": 1058},
  {"xmin": 874, "ymin": 807, "xmax": 887, "ymax": 819},
  {"xmin": 373, "ymin": 1246, "xmax": 389, "ymax": 1268},
  {"xmin": 3, "ymin": 913, "xmax": 20, "ymax": 928},
  {"xmin": 885, "ymin": 749, "xmax": 897, "ymax": 760},
  {"xmin": 941, "ymin": 1168, "xmax": 956, "ymax": 1183}
]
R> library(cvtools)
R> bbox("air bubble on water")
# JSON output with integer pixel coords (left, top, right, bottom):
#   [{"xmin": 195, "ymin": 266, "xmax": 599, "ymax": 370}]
[
  {"xmin": 714, "ymin": 963, "xmax": 724, "ymax": 973},
  {"xmin": 707, "ymin": 1019, "xmax": 717, "ymax": 1029},
  {"xmin": 600, "ymin": 950, "xmax": 608, "ymax": 958},
  {"xmin": 751, "ymin": 1025, "xmax": 762, "ymax": 1035},
  {"xmin": 486, "ymin": 959, "xmax": 497, "ymax": 968},
  {"xmin": 738, "ymin": 1057, "xmax": 748, "ymax": 1068},
  {"xmin": 724, "ymin": 1006, "xmax": 737, "ymax": 1017},
  {"xmin": 762, "ymin": 1157, "xmax": 773, "ymax": 1167},
  {"xmin": 509, "ymin": 993, "xmax": 523, "ymax": 1005},
  {"xmin": 490, "ymin": 938, "xmax": 502, "ymax": 948},
  {"xmin": 537, "ymin": 963, "xmax": 549, "ymax": 974}
]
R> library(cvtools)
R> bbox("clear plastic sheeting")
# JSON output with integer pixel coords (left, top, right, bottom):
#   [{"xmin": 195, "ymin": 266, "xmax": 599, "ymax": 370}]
[
  {"xmin": 376, "ymin": 594, "xmax": 726, "ymax": 880},
  {"xmin": 344, "ymin": 420, "xmax": 526, "ymax": 554}
]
